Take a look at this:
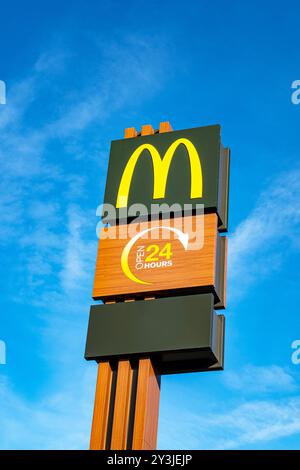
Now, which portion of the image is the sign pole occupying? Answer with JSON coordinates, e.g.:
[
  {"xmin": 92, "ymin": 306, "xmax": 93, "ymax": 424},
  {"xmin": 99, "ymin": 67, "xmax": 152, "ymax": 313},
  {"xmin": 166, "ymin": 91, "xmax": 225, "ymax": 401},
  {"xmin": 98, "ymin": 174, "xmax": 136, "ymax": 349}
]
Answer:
[{"xmin": 89, "ymin": 123, "xmax": 173, "ymax": 450}]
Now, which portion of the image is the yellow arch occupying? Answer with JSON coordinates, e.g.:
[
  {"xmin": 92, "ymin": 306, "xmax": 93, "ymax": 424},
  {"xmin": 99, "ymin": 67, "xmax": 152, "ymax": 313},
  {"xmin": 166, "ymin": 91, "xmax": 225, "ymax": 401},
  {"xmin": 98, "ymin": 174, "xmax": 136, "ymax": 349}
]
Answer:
[{"xmin": 116, "ymin": 138, "xmax": 203, "ymax": 208}]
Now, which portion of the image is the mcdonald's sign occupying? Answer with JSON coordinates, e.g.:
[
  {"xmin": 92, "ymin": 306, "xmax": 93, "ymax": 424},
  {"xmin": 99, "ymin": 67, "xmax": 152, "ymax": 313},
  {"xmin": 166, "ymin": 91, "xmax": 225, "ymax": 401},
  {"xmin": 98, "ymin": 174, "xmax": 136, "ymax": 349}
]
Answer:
[
  {"xmin": 103, "ymin": 124, "xmax": 230, "ymax": 231},
  {"xmin": 85, "ymin": 122, "xmax": 230, "ymax": 450}
]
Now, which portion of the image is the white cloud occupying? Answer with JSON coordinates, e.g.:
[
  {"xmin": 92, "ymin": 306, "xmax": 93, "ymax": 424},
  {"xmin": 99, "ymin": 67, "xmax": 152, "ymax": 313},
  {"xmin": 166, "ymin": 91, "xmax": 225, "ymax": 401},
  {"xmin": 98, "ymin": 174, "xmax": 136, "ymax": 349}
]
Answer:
[
  {"xmin": 46, "ymin": 36, "xmax": 167, "ymax": 138},
  {"xmin": 59, "ymin": 205, "xmax": 96, "ymax": 294},
  {"xmin": 211, "ymin": 398, "xmax": 300, "ymax": 449},
  {"xmin": 0, "ymin": 77, "xmax": 36, "ymax": 131},
  {"xmin": 0, "ymin": 369, "xmax": 94, "ymax": 450},
  {"xmin": 228, "ymin": 168, "xmax": 300, "ymax": 299},
  {"xmin": 158, "ymin": 393, "xmax": 300, "ymax": 450},
  {"xmin": 223, "ymin": 365, "xmax": 297, "ymax": 393}
]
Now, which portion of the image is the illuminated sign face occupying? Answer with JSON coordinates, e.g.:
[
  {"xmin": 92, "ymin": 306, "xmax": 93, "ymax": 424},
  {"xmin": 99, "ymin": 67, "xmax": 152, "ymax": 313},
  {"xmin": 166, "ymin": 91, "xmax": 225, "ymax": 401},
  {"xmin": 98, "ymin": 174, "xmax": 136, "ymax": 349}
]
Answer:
[
  {"xmin": 103, "ymin": 125, "xmax": 229, "ymax": 231},
  {"xmin": 93, "ymin": 214, "xmax": 227, "ymax": 308}
]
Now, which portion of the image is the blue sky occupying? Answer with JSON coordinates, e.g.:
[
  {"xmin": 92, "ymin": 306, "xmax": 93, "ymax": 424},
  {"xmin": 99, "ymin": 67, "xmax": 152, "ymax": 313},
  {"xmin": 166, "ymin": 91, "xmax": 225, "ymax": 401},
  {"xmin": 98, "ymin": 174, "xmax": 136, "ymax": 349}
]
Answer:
[{"xmin": 0, "ymin": 0, "xmax": 300, "ymax": 449}]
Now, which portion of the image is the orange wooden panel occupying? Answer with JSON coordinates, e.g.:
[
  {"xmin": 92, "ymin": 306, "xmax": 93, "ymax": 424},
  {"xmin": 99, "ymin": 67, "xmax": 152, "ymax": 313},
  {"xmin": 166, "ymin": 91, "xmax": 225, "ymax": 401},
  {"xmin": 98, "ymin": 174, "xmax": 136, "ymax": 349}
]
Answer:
[
  {"xmin": 90, "ymin": 361, "xmax": 113, "ymax": 450},
  {"xmin": 141, "ymin": 124, "xmax": 155, "ymax": 135},
  {"xmin": 159, "ymin": 121, "xmax": 173, "ymax": 133},
  {"xmin": 93, "ymin": 213, "xmax": 219, "ymax": 300},
  {"xmin": 124, "ymin": 127, "xmax": 137, "ymax": 138},
  {"xmin": 132, "ymin": 358, "xmax": 160, "ymax": 450},
  {"xmin": 222, "ymin": 236, "xmax": 228, "ymax": 308},
  {"xmin": 110, "ymin": 360, "xmax": 133, "ymax": 450}
]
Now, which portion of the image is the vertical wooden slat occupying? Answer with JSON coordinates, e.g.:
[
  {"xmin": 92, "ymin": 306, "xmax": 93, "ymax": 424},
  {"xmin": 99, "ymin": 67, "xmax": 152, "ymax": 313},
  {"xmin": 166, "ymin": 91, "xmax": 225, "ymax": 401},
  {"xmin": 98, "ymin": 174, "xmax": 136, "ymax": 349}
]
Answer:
[
  {"xmin": 159, "ymin": 121, "xmax": 173, "ymax": 133},
  {"xmin": 222, "ymin": 236, "xmax": 228, "ymax": 308},
  {"xmin": 110, "ymin": 360, "xmax": 134, "ymax": 450},
  {"xmin": 132, "ymin": 358, "xmax": 161, "ymax": 450},
  {"xmin": 141, "ymin": 124, "xmax": 155, "ymax": 136},
  {"xmin": 90, "ymin": 361, "xmax": 113, "ymax": 450},
  {"xmin": 124, "ymin": 127, "xmax": 137, "ymax": 138}
]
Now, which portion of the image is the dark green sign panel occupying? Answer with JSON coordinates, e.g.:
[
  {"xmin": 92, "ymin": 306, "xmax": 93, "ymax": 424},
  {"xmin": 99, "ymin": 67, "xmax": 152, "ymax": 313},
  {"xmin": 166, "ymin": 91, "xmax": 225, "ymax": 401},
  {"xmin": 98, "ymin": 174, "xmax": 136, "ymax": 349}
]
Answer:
[
  {"xmin": 85, "ymin": 293, "xmax": 224, "ymax": 375},
  {"xmin": 103, "ymin": 125, "xmax": 230, "ymax": 231}
]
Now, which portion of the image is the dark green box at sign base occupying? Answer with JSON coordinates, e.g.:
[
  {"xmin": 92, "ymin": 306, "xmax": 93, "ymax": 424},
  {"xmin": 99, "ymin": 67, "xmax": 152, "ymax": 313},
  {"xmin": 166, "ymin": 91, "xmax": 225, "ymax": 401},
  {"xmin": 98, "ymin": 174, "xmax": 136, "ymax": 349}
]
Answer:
[
  {"xmin": 85, "ymin": 293, "xmax": 224, "ymax": 375},
  {"xmin": 103, "ymin": 124, "xmax": 230, "ymax": 231}
]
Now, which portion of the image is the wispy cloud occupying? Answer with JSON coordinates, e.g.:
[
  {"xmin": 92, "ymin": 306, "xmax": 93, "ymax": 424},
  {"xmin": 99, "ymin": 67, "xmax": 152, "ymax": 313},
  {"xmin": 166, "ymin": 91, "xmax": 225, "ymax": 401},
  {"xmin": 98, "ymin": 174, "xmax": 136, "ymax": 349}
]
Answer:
[
  {"xmin": 46, "ymin": 36, "xmax": 167, "ymax": 138},
  {"xmin": 228, "ymin": 168, "xmax": 300, "ymax": 299},
  {"xmin": 223, "ymin": 365, "xmax": 297, "ymax": 394},
  {"xmin": 0, "ymin": 370, "xmax": 94, "ymax": 449},
  {"xmin": 204, "ymin": 397, "xmax": 300, "ymax": 449},
  {"xmin": 59, "ymin": 205, "xmax": 96, "ymax": 294},
  {"xmin": 159, "ymin": 388, "xmax": 300, "ymax": 450}
]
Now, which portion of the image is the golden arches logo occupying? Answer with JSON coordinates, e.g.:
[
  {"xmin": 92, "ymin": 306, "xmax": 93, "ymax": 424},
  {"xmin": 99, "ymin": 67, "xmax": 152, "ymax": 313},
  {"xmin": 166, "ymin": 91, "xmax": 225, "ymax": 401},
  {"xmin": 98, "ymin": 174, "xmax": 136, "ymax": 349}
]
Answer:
[{"xmin": 116, "ymin": 138, "xmax": 203, "ymax": 208}]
